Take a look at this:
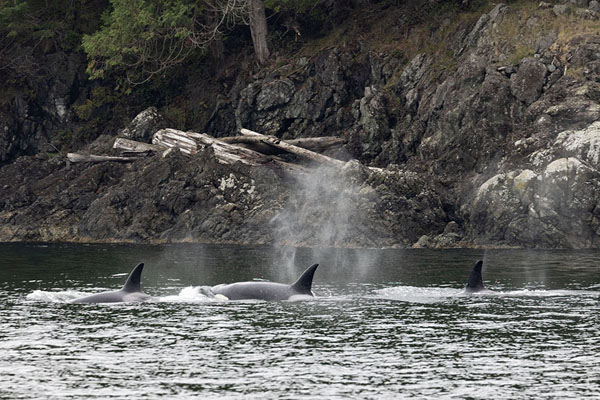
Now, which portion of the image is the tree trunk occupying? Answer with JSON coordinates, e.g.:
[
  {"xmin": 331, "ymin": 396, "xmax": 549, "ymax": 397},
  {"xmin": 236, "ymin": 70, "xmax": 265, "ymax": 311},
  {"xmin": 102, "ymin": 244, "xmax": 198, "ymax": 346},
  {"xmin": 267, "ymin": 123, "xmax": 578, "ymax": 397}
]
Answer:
[{"xmin": 248, "ymin": 0, "xmax": 270, "ymax": 65}]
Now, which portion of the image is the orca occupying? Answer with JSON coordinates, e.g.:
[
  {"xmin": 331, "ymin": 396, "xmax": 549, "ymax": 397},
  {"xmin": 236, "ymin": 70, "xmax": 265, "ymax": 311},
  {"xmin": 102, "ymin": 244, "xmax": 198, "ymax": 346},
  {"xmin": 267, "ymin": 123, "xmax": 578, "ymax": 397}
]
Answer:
[
  {"xmin": 211, "ymin": 263, "xmax": 319, "ymax": 301},
  {"xmin": 464, "ymin": 260, "xmax": 493, "ymax": 294},
  {"xmin": 71, "ymin": 263, "xmax": 151, "ymax": 303}
]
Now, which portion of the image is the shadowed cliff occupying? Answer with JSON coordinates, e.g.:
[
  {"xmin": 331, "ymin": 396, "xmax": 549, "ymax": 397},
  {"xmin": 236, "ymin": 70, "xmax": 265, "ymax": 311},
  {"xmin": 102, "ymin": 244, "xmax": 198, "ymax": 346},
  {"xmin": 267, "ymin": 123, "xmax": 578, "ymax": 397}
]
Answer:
[{"xmin": 2, "ymin": 1, "xmax": 600, "ymax": 248}]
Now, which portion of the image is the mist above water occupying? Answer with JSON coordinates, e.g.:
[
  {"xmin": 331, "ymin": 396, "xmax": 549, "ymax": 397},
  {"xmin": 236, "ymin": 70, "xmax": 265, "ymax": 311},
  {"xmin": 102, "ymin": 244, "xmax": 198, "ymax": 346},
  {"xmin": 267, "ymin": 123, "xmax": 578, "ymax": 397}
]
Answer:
[
  {"xmin": 271, "ymin": 163, "xmax": 373, "ymax": 249},
  {"xmin": 268, "ymin": 163, "xmax": 384, "ymax": 278}
]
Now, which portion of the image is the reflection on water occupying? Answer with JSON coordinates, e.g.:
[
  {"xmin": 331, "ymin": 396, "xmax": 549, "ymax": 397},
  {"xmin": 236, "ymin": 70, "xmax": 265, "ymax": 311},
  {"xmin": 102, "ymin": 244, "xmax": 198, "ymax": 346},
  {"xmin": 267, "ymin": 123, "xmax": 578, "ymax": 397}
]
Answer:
[{"xmin": 0, "ymin": 243, "xmax": 599, "ymax": 399}]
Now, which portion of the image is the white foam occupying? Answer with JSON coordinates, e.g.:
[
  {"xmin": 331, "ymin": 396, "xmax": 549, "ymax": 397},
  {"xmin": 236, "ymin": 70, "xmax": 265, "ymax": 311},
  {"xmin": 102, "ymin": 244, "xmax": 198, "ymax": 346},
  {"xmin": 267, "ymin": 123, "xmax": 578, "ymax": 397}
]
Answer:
[
  {"xmin": 373, "ymin": 286, "xmax": 599, "ymax": 303},
  {"xmin": 158, "ymin": 286, "xmax": 227, "ymax": 303},
  {"xmin": 26, "ymin": 290, "xmax": 84, "ymax": 303},
  {"xmin": 287, "ymin": 294, "xmax": 315, "ymax": 301},
  {"xmin": 588, "ymin": 283, "xmax": 600, "ymax": 289},
  {"xmin": 374, "ymin": 286, "xmax": 463, "ymax": 303},
  {"xmin": 500, "ymin": 289, "xmax": 600, "ymax": 297}
]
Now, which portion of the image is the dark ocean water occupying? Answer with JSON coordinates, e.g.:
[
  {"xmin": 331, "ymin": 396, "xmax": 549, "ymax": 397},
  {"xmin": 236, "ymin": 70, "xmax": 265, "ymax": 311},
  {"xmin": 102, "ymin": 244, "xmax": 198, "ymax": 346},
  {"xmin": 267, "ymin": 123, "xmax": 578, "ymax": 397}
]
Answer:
[{"xmin": 1, "ymin": 243, "xmax": 598, "ymax": 399}]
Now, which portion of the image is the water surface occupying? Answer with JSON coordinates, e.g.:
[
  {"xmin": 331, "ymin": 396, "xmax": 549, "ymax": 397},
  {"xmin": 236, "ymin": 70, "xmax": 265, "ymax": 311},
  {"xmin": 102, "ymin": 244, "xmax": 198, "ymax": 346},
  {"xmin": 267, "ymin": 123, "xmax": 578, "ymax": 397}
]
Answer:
[{"xmin": 1, "ymin": 243, "xmax": 598, "ymax": 399}]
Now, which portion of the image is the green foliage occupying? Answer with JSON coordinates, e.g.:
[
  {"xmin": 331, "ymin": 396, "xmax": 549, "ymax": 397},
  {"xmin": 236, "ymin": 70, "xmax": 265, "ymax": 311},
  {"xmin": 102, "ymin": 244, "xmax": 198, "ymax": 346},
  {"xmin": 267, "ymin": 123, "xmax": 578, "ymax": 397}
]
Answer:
[
  {"xmin": 0, "ymin": 1, "xmax": 30, "ymax": 36},
  {"xmin": 162, "ymin": 99, "xmax": 208, "ymax": 130},
  {"xmin": 82, "ymin": 0, "xmax": 204, "ymax": 84},
  {"xmin": 508, "ymin": 45, "xmax": 535, "ymax": 65},
  {"xmin": 1, "ymin": 0, "xmax": 104, "ymax": 47},
  {"xmin": 55, "ymin": 129, "xmax": 74, "ymax": 150},
  {"xmin": 0, "ymin": 0, "xmax": 106, "ymax": 81},
  {"xmin": 74, "ymin": 86, "xmax": 119, "ymax": 121}
]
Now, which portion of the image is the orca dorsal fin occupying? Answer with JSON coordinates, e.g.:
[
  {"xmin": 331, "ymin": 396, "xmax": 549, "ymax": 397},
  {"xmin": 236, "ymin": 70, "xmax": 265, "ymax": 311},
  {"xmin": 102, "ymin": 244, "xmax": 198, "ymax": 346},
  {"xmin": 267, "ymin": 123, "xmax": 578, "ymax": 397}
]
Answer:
[
  {"xmin": 122, "ymin": 263, "xmax": 144, "ymax": 292},
  {"xmin": 290, "ymin": 263, "xmax": 319, "ymax": 294},
  {"xmin": 466, "ymin": 260, "xmax": 484, "ymax": 290}
]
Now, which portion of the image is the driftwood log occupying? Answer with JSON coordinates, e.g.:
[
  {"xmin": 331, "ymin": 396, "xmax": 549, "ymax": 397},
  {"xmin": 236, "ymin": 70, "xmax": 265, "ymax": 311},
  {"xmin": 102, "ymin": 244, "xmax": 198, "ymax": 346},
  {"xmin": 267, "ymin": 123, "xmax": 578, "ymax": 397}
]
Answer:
[
  {"xmin": 239, "ymin": 128, "xmax": 346, "ymax": 167},
  {"xmin": 67, "ymin": 153, "xmax": 140, "ymax": 163},
  {"xmin": 219, "ymin": 136, "xmax": 282, "ymax": 155},
  {"xmin": 71, "ymin": 126, "xmax": 351, "ymax": 173},
  {"xmin": 220, "ymin": 135, "xmax": 345, "ymax": 154},
  {"xmin": 152, "ymin": 129, "xmax": 201, "ymax": 156},
  {"xmin": 286, "ymin": 136, "xmax": 346, "ymax": 152},
  {"xmin": 113, "ymin": 138, "xmax": 163, "ymax": 156},
  {"xmin": 153, "ymin": 128, "xmax": 267, "ymax": 164},
  {"xmin": 152, "ymin": 128, "xmax": 304, "ymax": 170},
  {"xmin": 241, "ymin": 128, "xmax": 384, "ymax": 173}
]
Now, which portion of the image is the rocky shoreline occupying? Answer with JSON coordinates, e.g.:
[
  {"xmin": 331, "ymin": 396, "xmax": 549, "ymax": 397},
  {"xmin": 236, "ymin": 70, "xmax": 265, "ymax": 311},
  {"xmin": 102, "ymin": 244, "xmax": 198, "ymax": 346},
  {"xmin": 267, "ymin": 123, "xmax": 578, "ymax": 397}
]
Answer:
[
  {"xmin": 0, "ymin": 134, "xmax": 450, "ymax": 248},
  {"xmin": 2, "ymin": 2, "xmax": 600, "ymax": 248}
]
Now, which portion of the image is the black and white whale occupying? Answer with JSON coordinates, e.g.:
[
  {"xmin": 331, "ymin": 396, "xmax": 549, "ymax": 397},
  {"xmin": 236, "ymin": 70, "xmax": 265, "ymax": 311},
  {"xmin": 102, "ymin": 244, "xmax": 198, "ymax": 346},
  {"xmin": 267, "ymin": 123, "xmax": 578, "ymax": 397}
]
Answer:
[
  {"xmin": 71, "ymin": 263, "xmax": 151, "ymax": 303},
  {"xmin": 464, "ymin": 260, "xmax": 493, "ymax": 294},
  {"xmin": 211, "ymin": 263, "xmax": 319, "ymax": 301}
]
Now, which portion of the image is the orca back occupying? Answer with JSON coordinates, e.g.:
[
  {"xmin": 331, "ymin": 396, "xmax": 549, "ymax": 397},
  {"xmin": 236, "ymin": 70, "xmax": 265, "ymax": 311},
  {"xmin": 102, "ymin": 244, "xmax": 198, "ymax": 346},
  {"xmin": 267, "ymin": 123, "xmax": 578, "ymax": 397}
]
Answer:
[
  {"xmin": 465, "ymin": 260, "xmax": 485, "ymax": 291},
  {"xmin": 122, "ymin": 263, "xmax": 144, "ymax": 293},
  {"xmin": 290, "ymin": 263, "xmax": 319, "ymax": 295}
]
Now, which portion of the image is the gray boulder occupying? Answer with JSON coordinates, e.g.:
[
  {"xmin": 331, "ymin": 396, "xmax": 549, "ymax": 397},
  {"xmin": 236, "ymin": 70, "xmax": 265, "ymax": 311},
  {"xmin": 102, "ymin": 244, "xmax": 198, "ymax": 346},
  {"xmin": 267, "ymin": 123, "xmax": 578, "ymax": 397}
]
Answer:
[
  {"xmin": 119, "ymin": 107, "xmax": 167, "ymax": 143},
  {"xmin": 571, "ymin": 0, "xmax": 589, "ymax": 7},
  {"xmin": 510, "ymin": 57, "xmax": 547, "ymax": 105},
  {"xmin": 467, "ymin": 122, "xmax": 600, "ymax": 247},
  {"xmin": 553, "ymin": 4, "xmax": 573, "ymax": 15}
]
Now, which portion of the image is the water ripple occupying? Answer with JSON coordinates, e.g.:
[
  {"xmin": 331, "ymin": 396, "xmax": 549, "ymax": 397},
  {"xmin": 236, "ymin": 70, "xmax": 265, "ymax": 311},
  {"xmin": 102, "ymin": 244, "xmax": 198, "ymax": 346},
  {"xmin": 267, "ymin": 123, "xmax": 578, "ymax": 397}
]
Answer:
[{"xmin": 1, "ymin": 245, "xmax": 599, "ymax": 399}]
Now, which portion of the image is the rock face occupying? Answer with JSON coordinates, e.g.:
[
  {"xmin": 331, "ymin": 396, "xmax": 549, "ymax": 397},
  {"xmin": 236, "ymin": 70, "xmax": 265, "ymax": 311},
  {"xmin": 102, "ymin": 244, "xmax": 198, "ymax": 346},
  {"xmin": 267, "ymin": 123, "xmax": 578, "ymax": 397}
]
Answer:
[
  {"xmin": 118, "ymin": 107, "xmax": 167, "ymax": 143},
  {"xmin": 2, "ymin": 3, "xmax": 600, "ymax": 248},
  {"xmin": 510, "ymin": 57, "xmax": 548, "ymax": 105},
  {"xmin": 211, "ymin": 45, "xmax": 373, "ymax": 144},
  {"xmin": 0, "ymin": 52, "xmax": 84, "ymax": 163},
  {"xmin": 0, "ymin": 148, "xmax": 445, "ymax": 247},
  {"xmin": 468, "ymin": 122, "xmax": 600, "ymax": 247}
]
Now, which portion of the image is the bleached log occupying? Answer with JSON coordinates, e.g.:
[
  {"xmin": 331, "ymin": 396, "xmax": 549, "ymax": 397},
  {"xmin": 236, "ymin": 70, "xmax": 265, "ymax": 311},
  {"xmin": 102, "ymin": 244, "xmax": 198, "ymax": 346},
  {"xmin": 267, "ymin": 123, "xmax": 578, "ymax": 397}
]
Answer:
[
  {"xmin": 287, "ymin": 136, "xmax": 346, "ymax": 152},
  {"xmin": 67, "ymin": 153, "xmax": 139, "ymax": 163},
  {"xmin": 219, "ymin": 136, "xmax": 280, "ymax": 155},
  {"xmin": 220, "ymin": 135, "xmax": 345, "ymax": 154},
  {"xmin": 239, "ymin": 128, "xmax": 387, "ymax": 173},
  {"xmin": 152, "ymin": 129, "xmax": 200, "ymax": 155},
  {"xmin": 152, "ymin": 128, "xmax": 305, "ymax": 170},
  {"xmin": 240, "ymin": 128, "xmax": 346, "ymax": 167},
  {"xmin": 113, "ymin": 138, "xmax": 163, "ymax": 156}
]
